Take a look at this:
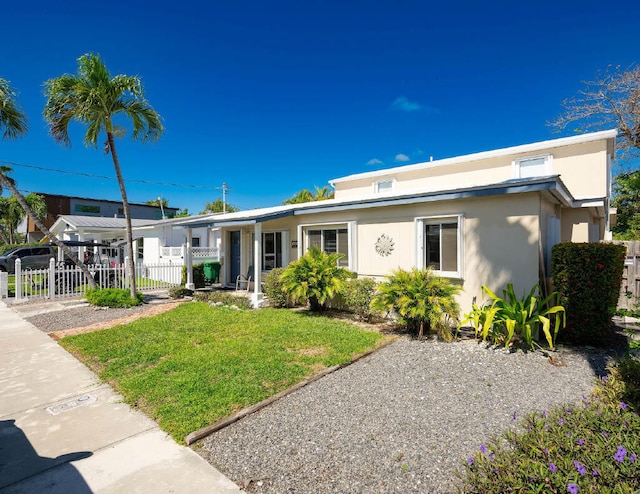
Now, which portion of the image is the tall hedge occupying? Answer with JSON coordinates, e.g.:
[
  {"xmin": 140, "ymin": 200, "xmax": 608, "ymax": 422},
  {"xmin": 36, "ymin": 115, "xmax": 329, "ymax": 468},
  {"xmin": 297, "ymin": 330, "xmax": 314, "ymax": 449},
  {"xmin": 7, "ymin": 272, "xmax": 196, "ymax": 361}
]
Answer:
[{"xmin": 551, "ymin": 242, "xmax": 625, "ymax": 346}]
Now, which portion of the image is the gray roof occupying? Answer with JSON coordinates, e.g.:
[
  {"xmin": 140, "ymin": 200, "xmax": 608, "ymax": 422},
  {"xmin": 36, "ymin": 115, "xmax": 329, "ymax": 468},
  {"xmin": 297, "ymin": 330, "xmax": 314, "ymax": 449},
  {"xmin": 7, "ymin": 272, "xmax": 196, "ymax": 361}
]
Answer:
[{"xmin": 56, "ymin": 215, "xmax": 161, "ymax": 230}]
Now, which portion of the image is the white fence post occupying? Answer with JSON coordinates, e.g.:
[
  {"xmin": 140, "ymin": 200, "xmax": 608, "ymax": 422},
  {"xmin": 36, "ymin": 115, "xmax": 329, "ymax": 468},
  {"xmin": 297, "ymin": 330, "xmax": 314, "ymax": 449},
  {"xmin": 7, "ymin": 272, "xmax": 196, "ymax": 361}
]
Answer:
[
  {"xmin": 15, "ymin": 258, "xmax": 22, "ymax": 301},
  {"xmin": 48, "ymin": 258, "xmax": 56, "ymax": 299},
  {"xmin": 125, "ymin": 256, "xmax": 131, "ymax": 291},
  {"xmin": 0, "ymin": 272, "xmax": 7, "ymax": 299}
]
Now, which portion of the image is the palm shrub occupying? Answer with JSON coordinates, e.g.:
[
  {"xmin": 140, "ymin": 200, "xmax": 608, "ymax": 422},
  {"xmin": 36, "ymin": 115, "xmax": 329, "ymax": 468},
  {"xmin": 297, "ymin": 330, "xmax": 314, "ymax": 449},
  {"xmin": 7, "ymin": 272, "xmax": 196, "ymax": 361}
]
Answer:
[
  {"xmin": 371, "ymin": 268, "xmax": 461, "ymax": 340},
  {"xmin": 280, "ymin": 247, "xmax": 353, "ymax": 312}
]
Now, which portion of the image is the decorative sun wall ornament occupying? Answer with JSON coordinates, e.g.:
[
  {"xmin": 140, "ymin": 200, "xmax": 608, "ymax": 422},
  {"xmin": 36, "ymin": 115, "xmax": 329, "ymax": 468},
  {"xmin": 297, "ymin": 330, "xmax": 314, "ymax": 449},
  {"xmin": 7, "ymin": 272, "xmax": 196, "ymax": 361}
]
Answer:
[{"xmin": 375, "ymin": 233, "xmax": 395, "ymax": 257}]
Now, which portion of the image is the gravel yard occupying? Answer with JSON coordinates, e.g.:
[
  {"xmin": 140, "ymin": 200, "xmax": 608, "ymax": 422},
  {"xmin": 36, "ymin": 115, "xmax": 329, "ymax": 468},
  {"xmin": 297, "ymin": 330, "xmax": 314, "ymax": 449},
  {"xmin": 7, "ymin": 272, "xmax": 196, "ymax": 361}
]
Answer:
[{"xmin": 197, "ymin": 338, "xmax": 616, "ymax": 494}]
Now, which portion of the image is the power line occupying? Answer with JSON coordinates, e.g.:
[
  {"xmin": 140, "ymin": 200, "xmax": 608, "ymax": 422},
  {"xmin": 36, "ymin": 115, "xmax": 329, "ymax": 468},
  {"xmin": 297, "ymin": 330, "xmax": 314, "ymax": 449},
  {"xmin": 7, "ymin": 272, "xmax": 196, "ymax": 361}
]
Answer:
[{"xmin": 0, "ymin": 160, "xmax": 218, "ymax": 190}]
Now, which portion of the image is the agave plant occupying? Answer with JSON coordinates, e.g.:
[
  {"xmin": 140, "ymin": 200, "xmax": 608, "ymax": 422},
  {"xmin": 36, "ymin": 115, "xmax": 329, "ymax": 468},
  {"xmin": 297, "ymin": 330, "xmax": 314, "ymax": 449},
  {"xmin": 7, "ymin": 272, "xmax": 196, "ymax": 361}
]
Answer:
[
  {"xmin": 482, "ymin": 283, "xmax": 566, "ymax": 350},
  {"xmin": 280, "ymin": 247, "xmax": 353, "ymax": 312},
  {"xmin": 371, "ymin": 268, "xmax": 461, "ymax": 340}
]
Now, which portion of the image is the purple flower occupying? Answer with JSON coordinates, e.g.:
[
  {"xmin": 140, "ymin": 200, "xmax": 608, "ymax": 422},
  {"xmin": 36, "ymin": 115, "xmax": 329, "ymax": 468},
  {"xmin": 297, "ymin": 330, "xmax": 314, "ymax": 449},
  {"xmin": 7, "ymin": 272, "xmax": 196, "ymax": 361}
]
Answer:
[
  {"xmin": 567, "ymin": 483, "xmax": 579, "ymax": 494},
  {"xmin": 630, "ymin": 454, "xmax": 637, "ymax": 463},
  {"xmin": 621, "ymin": 401, "xmax": 628, "ymax": 410},
  {"xmin": 542, "ymin": 409, "xmax": 547, "ymax": 417},
  {"xmin": 601, "ymin": 432, "xmax": 608, "ymax": 438},
  {"xmin": 489, "ymin": 452, "xmax": 495, "ymax": 463},
  {"xmin": 549, "ymin": 462, "xmax": 557, "ymax": 473},
  {"xmin": 543, "ymin": 448, "xmax": 549, "ymax": 455},
  {"xmin": 592, "ymin": 469, "xmax": 599, "ymax": 477},
  {"xmin": 467, "ymin": 457, "xmax": 474, "ymax": 466},
  {"xmin": 576, "ymin": 439, "xmax": 585, "ymax": 446},
  {"xmin": 566, "ymin": 433, "xmax": 571, "ymax": 438},
  {"xmin": 603, "ymin": 375, "xmax": 608, "ymax": 382},
  {"xmin": 512, "ymin": 410, "xmax": 517, "ymax": 421},
  {"xmin": 574, "ymin": 460, "xmax": 587, "ymax": 475},
  {"xmin": 566, "ymin": 408, "xmax": 572, "ymax": 414},
  {"xmin": 480, "ymin": 444, "xmax": 487, "ymax": 454},
  {"xmin": 558, "ymin": 418, "xmax": 564, "ymax": 425},
  {"xmin": 614, "ymin": 446, "xmax": 628, "ymax": 462}
]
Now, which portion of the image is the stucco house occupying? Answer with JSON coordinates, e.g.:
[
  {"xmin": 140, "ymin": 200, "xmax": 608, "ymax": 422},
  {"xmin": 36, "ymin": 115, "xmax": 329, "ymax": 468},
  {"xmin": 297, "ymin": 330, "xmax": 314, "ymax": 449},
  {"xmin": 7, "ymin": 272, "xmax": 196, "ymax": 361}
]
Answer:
[{"xmin": 175, "ymin": 129, "xmax": 616, "ymax": 309}]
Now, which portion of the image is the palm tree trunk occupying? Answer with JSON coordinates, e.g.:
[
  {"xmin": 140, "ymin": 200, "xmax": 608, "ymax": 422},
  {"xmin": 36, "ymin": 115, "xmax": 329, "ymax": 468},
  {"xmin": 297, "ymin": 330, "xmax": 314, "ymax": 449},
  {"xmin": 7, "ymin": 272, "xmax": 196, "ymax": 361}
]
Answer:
[
  {"xmin": 0, "ymin": 173, "xmax": 97, "ymax": 288},
  {"xmin": 107, "ymin": 131, "xmax": 137, "ymax": 298}
]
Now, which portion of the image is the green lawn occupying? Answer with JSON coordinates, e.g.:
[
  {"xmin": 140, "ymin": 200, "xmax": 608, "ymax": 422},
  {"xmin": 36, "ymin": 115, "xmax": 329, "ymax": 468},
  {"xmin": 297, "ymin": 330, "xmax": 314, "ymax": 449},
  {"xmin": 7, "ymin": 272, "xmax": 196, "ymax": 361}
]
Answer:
[{"xmin": 61, "ymin": 303, "xmax": 387, "ymax": 442}]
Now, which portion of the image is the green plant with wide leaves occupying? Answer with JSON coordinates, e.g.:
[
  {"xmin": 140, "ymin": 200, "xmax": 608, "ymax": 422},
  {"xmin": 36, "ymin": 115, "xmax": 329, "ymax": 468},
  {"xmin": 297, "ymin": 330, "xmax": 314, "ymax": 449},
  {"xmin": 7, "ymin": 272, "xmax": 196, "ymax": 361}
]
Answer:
[
  {"xmin": 371, "ymin": 267, "xmax": 461, "ymax": 340},
  {"xmin": 280, "ymin": 247, "xmax": 352, "ymax": 312},
  {"xmin": 458, "ymin": 301, "xmax": 501, "ymax": 341},
  {"xmin": 481, "ymin": 284, "xmax": 566, "ymax": 350}
]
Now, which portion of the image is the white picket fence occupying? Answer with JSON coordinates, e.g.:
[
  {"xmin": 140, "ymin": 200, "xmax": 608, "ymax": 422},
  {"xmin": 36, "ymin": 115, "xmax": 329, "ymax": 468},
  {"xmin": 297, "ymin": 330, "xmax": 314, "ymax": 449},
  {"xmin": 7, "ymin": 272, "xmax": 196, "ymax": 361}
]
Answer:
[{"xmin": 8, "ymin": 257, "xmax": 182, "ymax": 302}]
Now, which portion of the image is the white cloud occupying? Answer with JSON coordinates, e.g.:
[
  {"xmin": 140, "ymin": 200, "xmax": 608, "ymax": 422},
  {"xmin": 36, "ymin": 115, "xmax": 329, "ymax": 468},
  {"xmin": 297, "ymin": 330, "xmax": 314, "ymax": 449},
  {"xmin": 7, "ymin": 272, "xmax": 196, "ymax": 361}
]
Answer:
[
  {"xmin": 367, "ymin": 158, "xmax": 384, "ymax": 166},
  {"xmin": 395, "ymin": 153, "xmax": 410, "ymax": 162},
  {"xmin": 391, "ymin": 96, "xmax": 421, "ymax": 112}
]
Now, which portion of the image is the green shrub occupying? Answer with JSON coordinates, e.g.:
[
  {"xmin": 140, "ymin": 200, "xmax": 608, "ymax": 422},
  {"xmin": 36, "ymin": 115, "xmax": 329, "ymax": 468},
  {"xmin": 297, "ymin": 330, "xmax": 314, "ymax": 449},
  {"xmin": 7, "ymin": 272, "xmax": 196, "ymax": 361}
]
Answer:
[
  {"xmin": 343, "ymin": 277, "xmax": 379, "ymax": 321},
  {"xmin": 371, "ymin": 268, "xmax": 460, "ymax": 340},
  {"xmin": 263, "ymin": 267, "xmax": 290, "ymax": 308},
  {"xmin": 85, "ymin": 288, "xmax": 144, "ymax": 308},
  {"xmin": 461, "ymin": 364, "xmax": 640, "ymax": 493},
  {"xmin": 168, "ymin": 286, "xmax": 193, "ymax": 299},
  {"xmin": 552, "ymin": 242, "xmax": 626, "ymax": 346},
  {"xmin": 181, "ymin": 264, "xmax": 205, "ymax": 288},
  {"xmin": 281, "ymin": 247, "xmax": 353, "ymax": 312},
  {"xmin": 192, "ymin": 291, "xmax": 210, "ymax": 302},
  {"xmin": 460, "ymin": 284, "xmax": 565, "ymax": 350}
]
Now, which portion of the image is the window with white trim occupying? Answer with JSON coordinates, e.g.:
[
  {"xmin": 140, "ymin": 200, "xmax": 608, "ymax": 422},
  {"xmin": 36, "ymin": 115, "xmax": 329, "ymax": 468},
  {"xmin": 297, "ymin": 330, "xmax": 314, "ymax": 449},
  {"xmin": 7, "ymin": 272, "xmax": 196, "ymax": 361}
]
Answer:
[
  {"xmin": 513, "ymin": 154, "xmax": 552, "ymax": 179},
  {"xmin": 263, "ymin": 231, "xmax": 283, "ymax": 270},
  {"xmin": 417, "ymin": 215, "xmax": 462, "ymax": 277},
  {"xmin": 375, "ymin": 178, "xmax": 395, "ymax": 194},
  {"xmin": 306, "ymin": 227, "xmax": 349, "ymax": 267}
]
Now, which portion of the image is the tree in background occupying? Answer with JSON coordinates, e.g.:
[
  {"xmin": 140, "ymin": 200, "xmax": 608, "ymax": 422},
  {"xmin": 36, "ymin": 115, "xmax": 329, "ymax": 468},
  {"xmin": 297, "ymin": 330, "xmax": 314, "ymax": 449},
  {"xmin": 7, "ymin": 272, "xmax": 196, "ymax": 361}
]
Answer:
[
  {"xmin": 174, "ymin": 208, "xmax": 190, "ymax": 217},
  {"xmin": 0, "ymin": 78, "xmax": 95, "ymax": 284},
  {"xmin": 549, "ymin": 64, "xmax": 640, "ymax": 163},
  {"xmin": 550, "ymin": 65, "xmax": 640, "ymax": 239},
  {"xmin": 282, "ymin": 185, "xmax": 334, "ymax": 205},
  {"xmin": 0, "ymin": 78, "xmax": 28, "ymax": 139},
  {"xmin": 146, "ymin": 198, "xmax": 169, "ymax": 208},
  {"xmin": 44, "ymin": 54, "xmax": 163, "ymax": 298},
  {"xmin": 200, "ymin": 198, "xmax": 239, "ymax": 214},
  {"xmin": 0, "ymin": 193, "xmax": 46, "ymax": 244}
]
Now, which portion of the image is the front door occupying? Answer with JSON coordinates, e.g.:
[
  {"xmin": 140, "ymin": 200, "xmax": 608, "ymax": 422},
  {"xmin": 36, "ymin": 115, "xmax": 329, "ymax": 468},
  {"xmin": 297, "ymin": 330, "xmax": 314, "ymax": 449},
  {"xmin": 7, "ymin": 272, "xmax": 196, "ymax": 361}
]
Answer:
[{"xmin": 229, "ymin": 231, "xmax": 241, "ymax": 285}]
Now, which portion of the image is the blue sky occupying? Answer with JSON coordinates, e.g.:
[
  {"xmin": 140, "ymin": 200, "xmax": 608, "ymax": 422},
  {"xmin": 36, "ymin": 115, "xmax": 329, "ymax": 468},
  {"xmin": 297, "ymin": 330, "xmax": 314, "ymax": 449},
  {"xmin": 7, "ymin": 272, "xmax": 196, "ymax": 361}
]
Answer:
[{"xmin": 1, "ymin": 0, "xmax": 639, "ymax": 213}]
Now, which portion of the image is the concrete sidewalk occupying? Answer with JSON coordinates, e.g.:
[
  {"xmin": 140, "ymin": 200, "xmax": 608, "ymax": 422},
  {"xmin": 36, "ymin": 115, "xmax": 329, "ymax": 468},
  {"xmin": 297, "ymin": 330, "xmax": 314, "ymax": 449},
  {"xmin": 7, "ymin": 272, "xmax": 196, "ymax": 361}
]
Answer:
[{"xmin": 0, "ymin": 301, "xmax": 243, "ymax": 493}]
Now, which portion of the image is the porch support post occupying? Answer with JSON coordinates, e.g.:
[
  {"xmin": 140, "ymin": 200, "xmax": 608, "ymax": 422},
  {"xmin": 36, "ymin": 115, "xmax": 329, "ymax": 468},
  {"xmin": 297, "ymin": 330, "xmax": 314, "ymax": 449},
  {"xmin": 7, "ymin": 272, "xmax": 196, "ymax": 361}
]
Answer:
[
  {"xmin": 252, "ymin": 222, "xmax": 262, "ymax": 307},
  {"xmin": 185, "ymin": 228, "xmax": 194, "ymax": 290}
]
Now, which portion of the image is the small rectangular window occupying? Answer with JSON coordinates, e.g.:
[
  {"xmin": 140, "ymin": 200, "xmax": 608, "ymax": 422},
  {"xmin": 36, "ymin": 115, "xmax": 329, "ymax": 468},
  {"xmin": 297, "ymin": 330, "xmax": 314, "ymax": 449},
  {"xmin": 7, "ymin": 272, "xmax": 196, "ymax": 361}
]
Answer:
[
  {"xmin": 262, "ymin": 232, "xmax": 283, "ymax": 270},
  {"xmin": 74, "ymin": 204, "xmax": 100, "ymax": 213},
  {"xmin": 514, "ymin": 155, "xmax": 551, "ymax": 179},
  {"xmin": 375, "ymin": 179, "xmax": 395, "ymax": 194}
]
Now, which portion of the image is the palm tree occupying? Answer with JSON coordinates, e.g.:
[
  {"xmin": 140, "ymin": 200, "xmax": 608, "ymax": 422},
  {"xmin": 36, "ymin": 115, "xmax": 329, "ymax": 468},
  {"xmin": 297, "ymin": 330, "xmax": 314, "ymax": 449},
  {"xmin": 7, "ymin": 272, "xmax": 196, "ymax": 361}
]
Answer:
[
  {"xmin": 0, "ymin": 193, "xmax": 46, "ymax": 243},
  {"xmin": 0, "ymin": 79, "xmax": 95, "ymax": 285},
  {"xmin": 0, "ymin": 78, "xmax": 28, "ymax": 140},
  {"xmin": 44, "ymin": 53, "xmax": 164, "ymax": 298}
]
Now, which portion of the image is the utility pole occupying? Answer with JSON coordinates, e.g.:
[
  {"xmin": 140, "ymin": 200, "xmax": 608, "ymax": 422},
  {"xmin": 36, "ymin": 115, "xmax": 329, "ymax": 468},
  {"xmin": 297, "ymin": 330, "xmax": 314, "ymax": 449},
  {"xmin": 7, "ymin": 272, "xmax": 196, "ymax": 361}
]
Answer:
[
  {"xmin": 216, "ymin": 182, "xmax": 232, "ymax": 213},
  {"xmin": 158, "ymin": 196, "xmax": 166, "ymax": 219}
]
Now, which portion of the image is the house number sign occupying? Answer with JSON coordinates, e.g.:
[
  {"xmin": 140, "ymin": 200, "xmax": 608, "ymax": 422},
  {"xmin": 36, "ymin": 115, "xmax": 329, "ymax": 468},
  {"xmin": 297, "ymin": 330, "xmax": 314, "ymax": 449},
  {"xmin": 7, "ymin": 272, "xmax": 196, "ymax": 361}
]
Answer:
[{"xmin": 375, "ymin": 234, "xmax": 395, "ymax": 257}]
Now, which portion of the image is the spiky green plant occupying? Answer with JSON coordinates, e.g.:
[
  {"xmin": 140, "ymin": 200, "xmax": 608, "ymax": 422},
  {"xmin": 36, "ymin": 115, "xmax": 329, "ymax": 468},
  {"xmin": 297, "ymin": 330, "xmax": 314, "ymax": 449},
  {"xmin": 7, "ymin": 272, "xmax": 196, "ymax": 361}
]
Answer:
[
  {"xmin": 371, "ymin": 268, "xmax": 461, "ymax": 340},
  {"xmin": 482, "ymin": 283, "xmax": 566, "ymax": 350},
  {"xmin": 280, "ymin": 247, "xmax": 353, "ymax": 312}
]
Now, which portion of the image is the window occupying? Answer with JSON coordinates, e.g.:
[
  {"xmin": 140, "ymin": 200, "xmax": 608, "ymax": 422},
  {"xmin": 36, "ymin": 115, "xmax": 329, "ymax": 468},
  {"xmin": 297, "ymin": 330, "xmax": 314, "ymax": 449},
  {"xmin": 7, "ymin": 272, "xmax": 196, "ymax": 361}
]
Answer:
[
  {"xmin": 192, "ymin": 237, "xmax": 201, "ymax": 247},
  {"xmin": 417, "ymin": 216, "xmax": 462, "ymax": 277},
  {"xmin": 74, "ymin": 204, "xmax": 100, "ymax": 213},
  {"xmin": 307, "ymin": 227, "xmax": 349, "ymax": 267},
  {"xmin": 263, "ymin": 232, "xmax": 283, "ymax": 270},
  {"xmin": 137, "ymin": 239, "xmax": 144, "ymax": 260},
  {"xmin": 375, "ymin": 178, "xmax": 395, "ymax": 194},
  {"xmin": 513, "ymin": 154, "xmax": 552, "ymax": 179}
]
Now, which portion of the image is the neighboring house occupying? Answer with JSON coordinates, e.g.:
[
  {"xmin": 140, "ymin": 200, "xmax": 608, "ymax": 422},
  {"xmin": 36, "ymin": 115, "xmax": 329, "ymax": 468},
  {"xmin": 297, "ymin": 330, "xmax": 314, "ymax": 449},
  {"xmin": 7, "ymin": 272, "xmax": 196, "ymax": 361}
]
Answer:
[
  {"xmin": 49, "ymin": 214, "xmax": 218, "ymax": 265},
  {"xmin": 173, "ymin": 129, "xmax": 616, "ymax": 309},
  {"xmin": 24, "ymin": 193, "xmax": 178, "ymax": 242}
]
